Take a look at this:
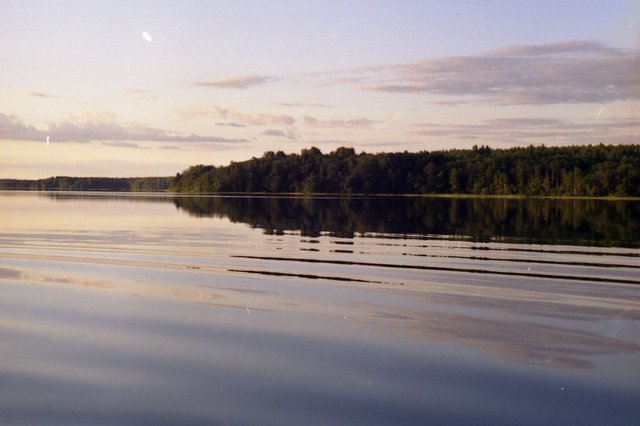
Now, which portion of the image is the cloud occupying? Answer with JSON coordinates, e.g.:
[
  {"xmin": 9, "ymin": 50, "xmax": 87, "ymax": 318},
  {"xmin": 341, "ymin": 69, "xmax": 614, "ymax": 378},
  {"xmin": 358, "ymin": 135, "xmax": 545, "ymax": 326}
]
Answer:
[
  {"xmin": 0, "ymin": 112, "xmax": 247, "ymax": 144},
  {"xmin": 324, "ymin": 77, "xmax": 365, "ymax": 86},
  {"xmin": 215, "ymin": 122, "xmax": 247, "ymax": 128},
  {"xmin": 410, "ymin": 116, "xmax": 639, "ymax": 144},
  {"xmin": 484, "ymin": 118, "xmax": 565, "ymax": 127},
  {"xmin": 101, "ymin": 141, "xmax": 146, "ymax": 149},
  {"xmin": 321, "ymin": 40, "xmax": 639, "ymax": 104},
  {"xmin": 0, "ymin": 113, "xmax": 44, "ymax": 140},
  {"xmin": 123, "ymin": 88, "xmax": 158, "ymax": 100},
  {"xmin": 426, "ymin": 100, "xmax": 469, "ymax": 106},
  {"xmin": 361, "ymin": 140, "xmax": 425, "ymax": 148},
  {"xmin": 485, "ymin": 40, "xmax": 624, "ymax": 57},
  {"xmin": 274, "ymin": 101, "xmax": 332, "ymax": 108},
  {"xmin": 176, "ymin": 106, "xmax": 211, "ymax": 120},
  {"xmin": 303, "ymin": 116, "xmax": 375, "ymax": 129},
  {"xmin": 299, "ymin": 139, "xmax": 354, "ymax": 146},
  {"xmin": 192, "ymin": 75, "xmax": 275, "ymax": 89},
  {"xmin": 124, "ymin": 88, "xmax": 154, "ymax": 94},
  {"xmin": 212, "ymin": 106, "xmax": 295, "ymax": 126},
  {"xmin": 262, "ymin": 128, "xmax": 298, "ymax": 140},
  {"xmin": 24, "ymin": 91, "xmax": 57, "ymax": 98},
  {"xmin": 177, "ymin": 106, "xmax": 296, "ymax": 127}
]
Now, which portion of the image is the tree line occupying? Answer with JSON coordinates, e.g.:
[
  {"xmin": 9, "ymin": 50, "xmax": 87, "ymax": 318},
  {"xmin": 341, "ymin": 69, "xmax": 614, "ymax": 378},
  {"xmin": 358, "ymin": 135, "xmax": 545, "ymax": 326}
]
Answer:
[
  {"xmin": 0, "ymin": 176, "xmax": 172, "ymax": 191},
  {"xmin": 1, "ymin": 144, "xmax": 638, "ymax": 196},
  {"xmin": 171, "ymin": 144, "xmax": 640, "ymax": 196}
]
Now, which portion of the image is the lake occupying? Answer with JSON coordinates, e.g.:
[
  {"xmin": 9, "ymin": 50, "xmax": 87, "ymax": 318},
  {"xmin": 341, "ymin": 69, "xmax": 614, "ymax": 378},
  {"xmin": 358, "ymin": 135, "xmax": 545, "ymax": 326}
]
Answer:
[{"xmin": 1, "ymin": 191, "xmax": 639, "ymax": 425}]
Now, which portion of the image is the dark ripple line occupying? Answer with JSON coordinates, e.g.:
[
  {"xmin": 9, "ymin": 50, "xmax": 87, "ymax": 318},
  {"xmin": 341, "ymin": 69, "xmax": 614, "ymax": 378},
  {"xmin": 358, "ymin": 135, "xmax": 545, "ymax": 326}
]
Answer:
[
  {"xmin": 361, "ymin": 241, "xmax": 640, "ymax": 258},
  {"xmin": 227, "ymin": 268, "xmax": 389, "ymax": 285},
  {"xmin": 359, "ymin": 232, "xmax": 640, "ymax": 249},
  {"xmin": 232, "ymin": 255, "xmax": 640, "ymax": 285},
  {"xmin": 402, "ymin": 253, "xmax": 640, "ymax": 269},
  {"xmin": 470, "ymin": 245, "xmax": 640, "ymax": 258}
]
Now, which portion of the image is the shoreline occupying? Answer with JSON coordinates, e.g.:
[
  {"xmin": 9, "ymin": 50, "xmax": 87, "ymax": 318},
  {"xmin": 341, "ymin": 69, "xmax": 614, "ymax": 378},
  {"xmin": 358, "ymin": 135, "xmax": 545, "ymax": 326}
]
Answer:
[{"xmin": 2, "ymin": 189, "xmax": 639, "ymax": 201}]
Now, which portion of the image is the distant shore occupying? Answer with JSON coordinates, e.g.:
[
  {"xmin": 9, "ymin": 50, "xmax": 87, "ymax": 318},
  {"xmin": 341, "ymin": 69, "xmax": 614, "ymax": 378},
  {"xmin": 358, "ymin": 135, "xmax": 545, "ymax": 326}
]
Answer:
[
  {"xmin": 2, "ymin": 144, "xmax": 639, "ymax": 198},
  {"xmin": 2, "ymin": 188, "xmax": 639, "ymax": 201}
]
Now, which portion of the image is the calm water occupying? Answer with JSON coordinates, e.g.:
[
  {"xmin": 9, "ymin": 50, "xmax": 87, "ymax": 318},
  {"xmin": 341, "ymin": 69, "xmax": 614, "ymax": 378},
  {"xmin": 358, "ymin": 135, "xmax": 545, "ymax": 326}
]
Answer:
[{"xmin": 1, "ymin": 191, "xmax": 639, "ymax": 425}]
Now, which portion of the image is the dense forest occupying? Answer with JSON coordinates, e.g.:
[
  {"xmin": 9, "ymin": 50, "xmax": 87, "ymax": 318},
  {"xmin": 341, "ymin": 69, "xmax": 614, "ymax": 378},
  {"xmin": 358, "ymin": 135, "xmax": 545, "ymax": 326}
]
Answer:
[
  {"xmin": 0, "ymin": 176, "xmax": 172, "ymax": 191},
  {"xmin": 2, "ymin": 144, "xmax": 638, "ymax": 196},
  {"xmin": 171, "ymin": 144, "xmax": 640, "ymax": 196}
]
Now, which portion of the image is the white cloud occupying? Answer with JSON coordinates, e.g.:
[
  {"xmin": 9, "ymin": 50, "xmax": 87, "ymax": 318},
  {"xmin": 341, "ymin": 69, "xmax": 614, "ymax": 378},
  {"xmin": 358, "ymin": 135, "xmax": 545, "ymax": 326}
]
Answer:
[
  {"xmin": 318, "ymin": 40, "xmax": 640, "ymax": 105},
  {"xmin": 410, "ymin": 116, "xmax": 639, "ymax": 144},
  {"xmin": 101, "ymin": 141, "xmax": 147, "ymax": 149},
  {"xmin": 0, "ymin": 112, "xmax": 247, "ymax": 144},
  {"xmin": 303, "ymin": 116, "xmax": 375, "ymax": 129},
  {"xmin": 274, "ymin": 101, "xmax": 332, "ymax": 108},
  {"xmin": 123, "ymin": 88, "xmax": 158, "ymax": 100},
  {"xmin": 212, "ymin": 107, "xmax": 295, "ymax": 126},
  {"xmin": 215, "ymin": 122, "xmax": 247, "ymax": 128},
  {"xmin": 175, "ymin": 106, "xmax": 212, "ymax": 120},
  {"xmin": 191, "ymin": 75, "xmax": 275, "ymax": 89}
]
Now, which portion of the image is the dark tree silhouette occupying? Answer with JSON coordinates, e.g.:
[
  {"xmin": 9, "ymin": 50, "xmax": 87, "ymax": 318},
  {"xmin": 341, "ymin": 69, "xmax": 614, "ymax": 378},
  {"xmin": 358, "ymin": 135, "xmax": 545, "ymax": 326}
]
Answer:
[{"xmin": 170, "ymin": 144, "xmax": 640, "ymax": 197}]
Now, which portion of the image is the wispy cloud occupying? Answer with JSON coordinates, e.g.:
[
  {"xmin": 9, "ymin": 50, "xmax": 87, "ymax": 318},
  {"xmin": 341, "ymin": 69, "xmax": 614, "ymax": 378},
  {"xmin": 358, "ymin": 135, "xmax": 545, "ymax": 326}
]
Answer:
[
  {"xmin": 485, "ymin": 40, "xmax": 623, "ymax": 57},
  {"xmin": 0, "ymin": 112, "xmax": 247, "ymax": 144},
  {"xmin": 177, "ymin": 105, "xmax": 296, "ymax": 127},
  {"xmin": 483, "ymin": 118, "xmax": 565, "ymax": 127},
  {"xmin": 215, "ymin": 122, "xmax": 247, "ymax": 128},
  {"xmin": 299, "ymin": 139, "xmax": 354, "ymax": 146},
  {"xmin": 101, "ymin": 141, "xmax": 147, "ymax": 149},
  {"xmin": 24, "ymin": 91, "xmax": 57, "ymax": 98},
  {"xmin": 319, "ymin": 40, "xmax": 639, "ymax": 105},
  {"xmin": 323, "ymin": 77, "xmax": 366, "ymax": 86},
  {"xmin": 176, "ymin": 106, "xmax": 211, "ymax": 120},
  {"xmin": 426, "ymin": 100, "xmax": 470, "ymax": 106},
  {"xmin": 410, "ymin": 116, "xmax": 639, "ymax": 144},
  {"xmin": 191, "ymin": 75, "xmax": 275, "ymax": 89},
  {"xmin": 274, "ymin": 101, "xmax": 333, "ymax": 108},
  {"xmin": 303, "ymin": 116, "xmax": 375, "ymax": 129},
  {"xmin": 123, "ymin": 88, "xmax": 158, "ymax": 100},
  {"xmin": 212, "ymin": 106, "xmax": 295, "ymax": 126},
  {"xmin": 262, "ymin": 128, "xmax": 299, "ymax": 140},
  {"xmin": 360, "ymin": 140, "xmax": 425, "ymax": 149}
]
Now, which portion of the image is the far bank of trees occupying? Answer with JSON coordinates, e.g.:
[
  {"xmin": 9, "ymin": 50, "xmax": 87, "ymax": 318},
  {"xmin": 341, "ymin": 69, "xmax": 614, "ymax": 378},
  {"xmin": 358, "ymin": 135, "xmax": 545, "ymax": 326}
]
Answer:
[
  {"xmin": 2, "ymin": 144, "xmax": 638, "ymax": 196},
  {"xmin": 0, "ymin": 176, "xmax": 172, "ymax": 192},
  {"xmin": 171, "ymin": 144, "xmax": 640, "ymax": 196}
]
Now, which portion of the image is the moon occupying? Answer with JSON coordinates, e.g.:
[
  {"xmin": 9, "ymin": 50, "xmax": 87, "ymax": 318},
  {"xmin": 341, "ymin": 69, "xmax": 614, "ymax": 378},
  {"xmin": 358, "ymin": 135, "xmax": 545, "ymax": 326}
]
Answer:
[{"xmin": 142, "ymin": 31, "xmax": 152, "ymax": 42}]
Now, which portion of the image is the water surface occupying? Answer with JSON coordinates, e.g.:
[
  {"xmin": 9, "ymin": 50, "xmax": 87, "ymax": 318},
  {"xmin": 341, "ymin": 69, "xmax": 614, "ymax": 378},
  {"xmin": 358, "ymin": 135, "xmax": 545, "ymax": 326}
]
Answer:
[{"xmin": 1, "ymin": 192, "xmax": 639, "ymax": 425}]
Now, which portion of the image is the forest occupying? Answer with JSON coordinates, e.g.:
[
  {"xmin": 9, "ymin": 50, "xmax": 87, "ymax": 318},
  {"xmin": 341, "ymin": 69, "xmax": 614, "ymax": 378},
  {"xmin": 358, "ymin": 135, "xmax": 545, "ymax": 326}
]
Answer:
[
  {"xmin": 170, "ymin": 144, "xmax": 640, "ymax": 196},
  {"xmin": 0, "ymin": 176, "xmax": 172, "ymax": 192},
  {"xmin": 1, "ymin": 144, "xmax": 638, "ymax": 196}
]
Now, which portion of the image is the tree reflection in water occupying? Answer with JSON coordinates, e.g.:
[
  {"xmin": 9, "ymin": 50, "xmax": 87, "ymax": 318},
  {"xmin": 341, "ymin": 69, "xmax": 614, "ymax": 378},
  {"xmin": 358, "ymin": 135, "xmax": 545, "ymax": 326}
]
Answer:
[{"xmin": 173, "ymin": 196, "xmax": 640, "ymax": 247}]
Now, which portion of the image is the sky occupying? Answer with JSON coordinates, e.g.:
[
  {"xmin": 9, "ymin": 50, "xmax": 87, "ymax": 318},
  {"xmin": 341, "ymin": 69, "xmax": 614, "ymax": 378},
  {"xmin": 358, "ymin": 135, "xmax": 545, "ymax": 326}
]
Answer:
[{"xmin": 1, "ymin": 0, "xmax": 638, "ymax": 178}]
